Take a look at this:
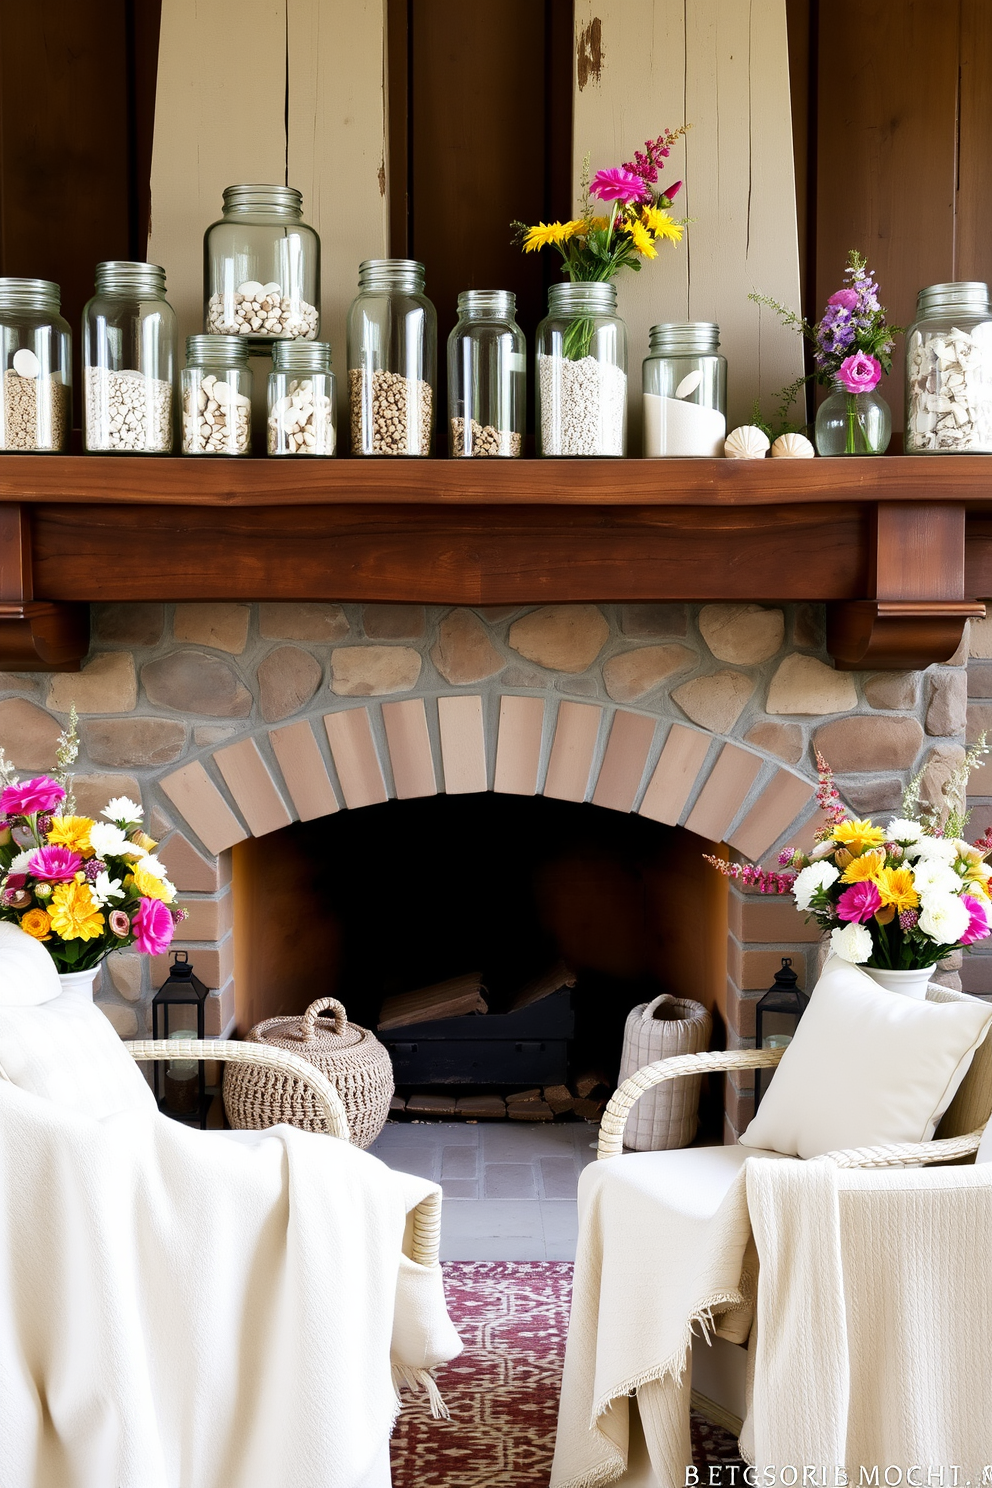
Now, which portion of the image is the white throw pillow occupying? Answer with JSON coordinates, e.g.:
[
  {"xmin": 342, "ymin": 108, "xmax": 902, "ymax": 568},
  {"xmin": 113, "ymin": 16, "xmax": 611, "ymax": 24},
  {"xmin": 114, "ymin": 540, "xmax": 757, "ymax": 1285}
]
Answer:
[
  {"xmin": 740, "ymin": 954, "xmax": 992, "ymax": 1159},
  {"xmin": 0, "ymin": 920, "xmax": 62, "ymax": 1005},
  {"xmin": 0, "ymin": 994, "xmax": 157, "ymax": 1119}
]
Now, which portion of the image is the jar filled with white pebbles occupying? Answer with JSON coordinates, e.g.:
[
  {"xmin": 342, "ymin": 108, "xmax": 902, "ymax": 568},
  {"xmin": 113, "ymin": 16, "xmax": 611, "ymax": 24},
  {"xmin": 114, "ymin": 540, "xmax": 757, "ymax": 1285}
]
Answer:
[
  {"xmin": 0, "ymin": 277, "xmax": 71, "ymax": 452},
  {"xmin": 905, "ymin": 281, "xmax": 992, "ymax": 453},
  {"xmin": 204, "ymin": 184, "xmax": 320, "ymax": 348},
  {"xmin": 447, "ymin": 289, "xmax": 525, "ymax": 456},
  {"xmin": 267, "ymin": 340, "xmax": 336, "ymax": 456},
  {"xmin": 642, "ymin": 322, "xmax": 727, "ymax": 457},
  {"xmin": 181, "ymin": 335, "xmax": 253, "ymax": 456},
  {"xmin": 536, "ymin": 281, "xmax": 628, "ymax": 455},
  {"xmin": 83, "ymin": 261, "xmax": 176, "ymax": 453},
  {"xmin": 347, "ymin": 259, "xmax": 436, "ymax": 455}
]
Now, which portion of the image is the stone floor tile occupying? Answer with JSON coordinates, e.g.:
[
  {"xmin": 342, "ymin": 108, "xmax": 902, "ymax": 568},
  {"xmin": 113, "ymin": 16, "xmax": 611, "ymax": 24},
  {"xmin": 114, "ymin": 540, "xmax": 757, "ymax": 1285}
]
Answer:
[
  {"xmin": 441, "ymin": 1145, "xmax": 479, "ymax": 1179},
  {"xmin": 441, "ymin": 1178, "xmax": 479, "ymax": 1199},
  {"xmin": 374, "ymin": 1145, "xmax": 438, "ymax": 1181},
  {"xmin": 540, "ymin": 1199, "xmax": 579, "ymax": 1261},
  {"xmin": 539, "ymin": 1154, "xmax": 581, "ymax": 1199},
  {"xmin": 440, "ymin": 1199, "xmax": 546, "ymax": 1262},
  {"xmin": 482, "ymin": 1123, "xmax": 584, "ymax": 1160},
  {"xmin": 484, "ymin": 1162, "xmax": 539, "ymax": 1199}
]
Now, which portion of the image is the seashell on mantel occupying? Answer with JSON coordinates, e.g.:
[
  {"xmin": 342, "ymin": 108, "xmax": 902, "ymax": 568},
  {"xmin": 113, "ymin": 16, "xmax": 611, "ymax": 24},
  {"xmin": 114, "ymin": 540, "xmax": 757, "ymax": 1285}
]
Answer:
[
  {"xmin": 724, "ymin": 425, "xmax": 770, "ymax": 459},
  {"xmin": 771, "ymin": 431, "xmax": 815, "ymax": 459}
]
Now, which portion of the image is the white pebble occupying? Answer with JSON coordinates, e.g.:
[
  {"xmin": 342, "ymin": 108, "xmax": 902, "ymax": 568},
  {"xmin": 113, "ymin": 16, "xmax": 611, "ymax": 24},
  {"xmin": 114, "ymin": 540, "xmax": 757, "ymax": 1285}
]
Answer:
[{"xmin": 12, "ymin": 348, "xmax": 40, "ymax": 379}]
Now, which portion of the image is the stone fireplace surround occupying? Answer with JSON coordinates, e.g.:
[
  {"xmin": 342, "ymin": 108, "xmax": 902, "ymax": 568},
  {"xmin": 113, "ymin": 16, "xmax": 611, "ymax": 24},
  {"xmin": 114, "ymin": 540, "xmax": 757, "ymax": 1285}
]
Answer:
[{"xmin": 2, "ymin": 593, "xmax": 986, "ymax": 1142}]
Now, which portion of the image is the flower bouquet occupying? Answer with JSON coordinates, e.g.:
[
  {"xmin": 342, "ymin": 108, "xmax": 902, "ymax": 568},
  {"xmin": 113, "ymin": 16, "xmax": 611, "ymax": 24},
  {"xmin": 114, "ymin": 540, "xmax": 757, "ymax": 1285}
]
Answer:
[
  {"xmin": 0, "ymin": 716, "xmax": 183, "ymax": 980},
  {"xmin": 707, "ymin": 746, "xmax": 992, "ymax": 995}
]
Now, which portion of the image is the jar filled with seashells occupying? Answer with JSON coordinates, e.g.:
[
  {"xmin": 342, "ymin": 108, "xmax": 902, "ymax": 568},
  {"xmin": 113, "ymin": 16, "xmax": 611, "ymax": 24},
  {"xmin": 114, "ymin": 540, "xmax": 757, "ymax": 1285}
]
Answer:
[{"xmin": 643, "ymin": 322, "xmax": 726, "ymax": 456}]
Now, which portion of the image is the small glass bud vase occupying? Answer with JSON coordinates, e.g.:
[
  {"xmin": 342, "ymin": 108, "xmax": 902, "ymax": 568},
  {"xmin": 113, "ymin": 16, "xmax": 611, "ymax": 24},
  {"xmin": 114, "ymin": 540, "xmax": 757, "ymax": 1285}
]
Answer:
[{"xmin": 814, "ymin": 377, "xmax": 891, "ymax": 456}]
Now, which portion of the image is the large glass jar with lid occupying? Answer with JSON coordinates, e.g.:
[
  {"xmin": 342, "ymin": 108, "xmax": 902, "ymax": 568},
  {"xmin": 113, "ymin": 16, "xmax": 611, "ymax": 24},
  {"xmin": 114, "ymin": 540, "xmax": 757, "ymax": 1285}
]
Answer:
[
  {"xmin": 0, "ymin": 278, "xmax": 71, "ymax": 452},
  {"xmin": 83, "ymin": 262, "xmax": 176, "ymax": 454},
  {"xmin": 447, "ymin": 290, "xmax": 525, "ymax": 456},
  {"xmin": 204, "ymin": 184, "xmax": 320, "ymax": 348},
  {"xmin": 267, "ymin": 340, "xmax": 336, "ymax": 456},
  {"xmin": 181, "ymin": 335, "xmax": 253, "ymax": 456},
  {"xmin": 347, "ymin": 260, "xmax": 436, "ymax": 456},
  {"xmin": 642, "ymin": 322, "xmax": 726, "ymax": 457},
  {"xmin": 535, "ymin": 281, "xmax": 627, "ymax": 456},
  {"xmin": 905, "ymin": 281, "xmax": 992, "ymax": 453}
]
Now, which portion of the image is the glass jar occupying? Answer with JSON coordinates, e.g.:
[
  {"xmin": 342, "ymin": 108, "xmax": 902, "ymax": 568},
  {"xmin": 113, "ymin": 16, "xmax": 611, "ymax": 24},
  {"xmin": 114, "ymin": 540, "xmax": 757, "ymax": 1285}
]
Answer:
[
  {"xmin": 83, "ymin": 262, "xmax": 176, "ymax": 453},
  {"xmin": 267, "ymin": 340, "xmax": 336, "ymax": 456},
  {"xmin": 0, "ymin": 278, "xmax": 71, "ymax": 452},
  {"xmin": 181, "ymin": 335, "xmax": 253, "ymax": 456},
  {"xmin": 815, "ymin": 377, "xmax": 891, "ymax": 456},
  {"xmin": 204, "ymin": 184, "xmax": 320, "ymax": 347},
  {"xmin": 447, "ymin": 290, "xmax": 525, "ymax": 456},
  {"xmin": 347, "ymin": 259, "xmax": 436, "ymax": 456},
  {"xmin": 905, "ymin": 281, "xmax": 992, "ymax": 453},
  {"xmin": 642, "ymin": 322, "xmax": 726, "ymax": 457},
  {"xmin": 535, "ymin": 281, "xmax": 627, "ymax": 456}
]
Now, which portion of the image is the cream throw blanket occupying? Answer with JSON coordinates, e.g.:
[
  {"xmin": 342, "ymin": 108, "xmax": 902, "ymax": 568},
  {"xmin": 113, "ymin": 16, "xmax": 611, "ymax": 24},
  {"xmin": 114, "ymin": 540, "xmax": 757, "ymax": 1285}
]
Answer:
[{"xmin": 0, "ymin": 1079, "xmax": 462, "ymax": 1488}]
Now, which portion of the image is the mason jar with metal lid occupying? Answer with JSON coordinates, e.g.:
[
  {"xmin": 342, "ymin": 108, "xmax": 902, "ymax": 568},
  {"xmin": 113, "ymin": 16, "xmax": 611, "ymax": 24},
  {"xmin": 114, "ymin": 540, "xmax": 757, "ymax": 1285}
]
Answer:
[
  {"xmin": 535, "ymin": 280, "xmax": 627, "ymax": 456},
  {"xmin": 0, "ymin": 278, "xmax": 71, "ymax": 452},
  {"xmin": 642, "ymin": 322, "xmax": 727, "ymax": 457},
  {"xmin": 83, "ymin": 261, "xmax": 176, "ymax": 453},
  {"xmin": 347, "ymin": 259, "xmax": 436, "ymax": 455},
  {"xmin": 905, "ymin": 281, "xmax": 992, "ymax": 453},
  {"xmin": 447, "ymin": 290, "xmax": 525, "ymax": 456},
  {"xmin": 204, "ymin": 184, "xmax": 320, "ymax": 347},
  {"xmin": 181, "ymin": 335, "xmax": 253, "ymax": 456},
  {"xmin": 267, "ymin": 340, "xmax": 336, "ymax": 456}
]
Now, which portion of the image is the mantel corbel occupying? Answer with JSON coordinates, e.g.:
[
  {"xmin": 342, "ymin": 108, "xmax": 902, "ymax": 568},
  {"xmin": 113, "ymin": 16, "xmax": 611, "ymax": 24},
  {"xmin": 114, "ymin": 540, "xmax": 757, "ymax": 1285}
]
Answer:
[{"xmin": 0, "ymin": 505, "xmax": 88, "ymax": 671}]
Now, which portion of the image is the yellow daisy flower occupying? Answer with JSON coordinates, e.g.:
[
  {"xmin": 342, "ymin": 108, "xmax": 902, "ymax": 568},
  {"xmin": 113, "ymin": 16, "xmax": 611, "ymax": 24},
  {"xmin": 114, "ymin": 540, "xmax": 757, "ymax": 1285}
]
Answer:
[
  {"xmin": 46, "ymin": 815, "xmax": 95, "ymax": 858},
  {"xmin": 840, "ymin": 848, "xmax": 886, "ymax": 884},
  {"xmin": 49, "ymin": 881, "xmax": 105, "ymax": 942},
  {"xmin": 625, "ymin": 218, "xmax": 657, "ymax": 258},
  {"xmin": 641, "ymin": 205, "xmax": 683, "ymax": 242},
  {"xmin": 19, "ymin": 908, "xmax": 51, "ymax": 941},
  {"xmin": 874, "ymin": 866, "xmax": 920, "ymax": 913},
  {"xmin": 833, "ymin": 819, "xmax": 887, "ymax": 854},
  {"xmin": 130, "ymin": 861, "xmax": 176, "ymax": 905},
  {"xmin": 523, "ymin": 222, "xmax": 572, "ymax": 252}
]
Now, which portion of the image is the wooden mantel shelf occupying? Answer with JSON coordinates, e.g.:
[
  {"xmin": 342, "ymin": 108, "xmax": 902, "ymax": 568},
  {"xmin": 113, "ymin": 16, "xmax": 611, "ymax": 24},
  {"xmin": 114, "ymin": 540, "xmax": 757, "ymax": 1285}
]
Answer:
[{"xmin": 1, "ymin": 454, "xmax": 991, "ymax": 671}]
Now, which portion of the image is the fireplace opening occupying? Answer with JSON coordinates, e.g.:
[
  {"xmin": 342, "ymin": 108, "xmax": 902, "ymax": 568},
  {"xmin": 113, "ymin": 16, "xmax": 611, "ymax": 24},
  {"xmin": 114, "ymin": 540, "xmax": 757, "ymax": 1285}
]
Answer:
[{"xmin": 233, "ymin": 794, "xmax": 728, "ymax": 1122}]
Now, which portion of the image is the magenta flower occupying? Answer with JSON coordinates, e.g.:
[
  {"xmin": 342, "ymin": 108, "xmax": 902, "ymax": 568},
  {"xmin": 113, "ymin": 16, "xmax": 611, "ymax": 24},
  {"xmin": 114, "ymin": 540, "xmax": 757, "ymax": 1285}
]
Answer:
[
  {"xmin": 827, "ymin": 288, "xmax": 859, "ymax": 311},
  {"xmin": 132, "ymin": 896, "xmax": 175, "ymax": 955},
  {"xmin": 960, "ymin": 895, "xmax": 991, "ymax": 946},
  {"xmin": 0, "ymin": 776, "xmax": 65, "ymax": 818},
  {"xmin": 108, "ymin": 909, "xmax": 131, "ymax": 939},
  {"xmin": 838, "ymin": 352, "xmax": 882, "ymax": 394},
  {"xmin": 590, "ymin": 167, "xmax": 647, "ymax": 204},
  {"xmin": 27, "ymin": 844, "xmax": 83, "ymax": 882},
  {"xmin": 837, "ymin": 880, "xmax": 883, "ymax": 923},
  {"xmin": 660, "ymin": 179, "xmax": 682, "ymax": 204}
]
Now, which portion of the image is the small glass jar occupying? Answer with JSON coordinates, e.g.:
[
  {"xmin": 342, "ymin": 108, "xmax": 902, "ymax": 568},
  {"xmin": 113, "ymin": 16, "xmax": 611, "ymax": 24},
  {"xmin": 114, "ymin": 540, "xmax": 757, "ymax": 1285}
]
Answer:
[
  {"xmin": 815, "ymin": 376, "xmax": 891, "ymax": 456},
  {"xmin": 347, "ymin": 259, "xmax": 436, "ymax": 455},
  {"xmin": 642, "ymin": 322, "xmax": 727, "ymax": 457},
  {"xmin": 267, "ymin": 340, "xmax": 336, "ymax": 456},
  {"xmin": 0, "ymin": 278, "xmax": 71, "ymax": 452},
  {"xmin": 181, "ymin": 335, "xmax": 253, "ymax": 456},
  {"xmin": 536, "ymin": 281, "xmax": 627, "ymax": 456},
  {"xmin": 447, "ymin": 290, "xmax": 525, "ymax": 456},
  {"xmin": 83, "ymin": 261, "xmax": 176, "ymax": 453},
  {"xmin": 905, "ymin": 281, "xmax": 992, "ymax": 453},
  {"xmin": 204, "ymin": 185, "xmax": 320, "ymax": 348}
]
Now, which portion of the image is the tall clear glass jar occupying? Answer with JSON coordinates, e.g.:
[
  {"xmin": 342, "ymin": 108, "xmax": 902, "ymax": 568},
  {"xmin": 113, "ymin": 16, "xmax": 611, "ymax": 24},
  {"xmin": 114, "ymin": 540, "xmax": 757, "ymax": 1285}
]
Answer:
[
  {"xmin": 0, "ymin": 278, "xmax": 71, "ymax": 452},
  {"xmin": 83, "ymin": 262, "xmax": 176, "ymax": 453},
  {"xmin": 536, "ymin": 281, "xmax": 627, "ymax": 456},
  {"xmin": 642, "ymin": 322, "xmax": 726, "ymax": 457},
  {"xmin": 447, "ymin": 290, "xmax": 525, "ymax": 456},
  {"xmin": 267, "ymin": 340, "xmax": 336, "ymax": 456},
  {"xmin": 347, "ymin": 259, "xmax": 436, "ymax": 456},
  {"xmin": 181, "ymin": 335, "xmax": 253, "ymax": 456},
  {"xmin": 905, "ymin": 281, "xmax": 992, "ymax": 453},
  {"xmin": 204, "ymin": 185, "xmax": 320, "ymax": 347}
]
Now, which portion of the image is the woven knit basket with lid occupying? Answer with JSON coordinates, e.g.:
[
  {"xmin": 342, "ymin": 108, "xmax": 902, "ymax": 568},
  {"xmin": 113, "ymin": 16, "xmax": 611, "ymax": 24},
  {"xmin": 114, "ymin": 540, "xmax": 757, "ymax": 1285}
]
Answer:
[
  {"xmin": 223, "ymin": 997, "xmax": 394, "ymax": 1149},
  {"xmin": 617, "ymin": 994, "xmax": 711, "ymax": 1151}
]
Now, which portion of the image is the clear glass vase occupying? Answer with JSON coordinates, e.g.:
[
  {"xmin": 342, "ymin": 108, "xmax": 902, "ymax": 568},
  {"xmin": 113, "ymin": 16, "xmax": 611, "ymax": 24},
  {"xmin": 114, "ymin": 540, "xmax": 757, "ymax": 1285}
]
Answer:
[{"xmin": 815, "ymin": 378, "xmax": 891, "ymax": 456}]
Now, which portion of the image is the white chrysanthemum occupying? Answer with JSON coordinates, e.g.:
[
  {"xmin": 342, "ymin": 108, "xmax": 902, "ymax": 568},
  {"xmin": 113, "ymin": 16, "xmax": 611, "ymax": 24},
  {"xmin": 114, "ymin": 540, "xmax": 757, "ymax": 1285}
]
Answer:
[
  {"xmin": 886, "ymin": 818, "xmax": 923, "ymax": 844},
  {"xmin": 88, "ymin": 821, "xmax": 129, "ymax": 859},
  {"xmin": 809, "ymin": 840, "xmax": 837, "ymax": 861},
  {"xmin": 911, "ymin": 859, "xmax": 961, "ymax": 896},
  {"xmin": 905, "ymin": 836, "xmax": 958, "ymax": 863},
  {"xmin": 793, "ymin": 861, "xmax": 840, "ymax": 910},
  {"xmin": 101, "ymin": 796, "xmax": 142, "ymax": 824},
  {"xmin": 918, "ymin": 892, "xmax": 970, "ymax": 946},
  {"xmin": 136, "ymin": 854, "xmax": 168, "ymax": 880},
  {"xmin": 90, "ymin": 872, "xmax": 124, "ymax": 907},
  {"xmin": 8, "ymin": 850, "xmax": 33, "ymax": 873},
  {"xmin": 830, "ymin": 921, "xmax": 873, "ymax": 964}
]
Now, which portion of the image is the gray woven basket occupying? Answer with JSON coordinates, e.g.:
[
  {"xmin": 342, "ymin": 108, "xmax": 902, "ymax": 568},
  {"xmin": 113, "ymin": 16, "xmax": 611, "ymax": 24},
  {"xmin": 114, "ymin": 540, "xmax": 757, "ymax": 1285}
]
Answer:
[
  {"xmin": 223, "ymin": 997, "xmax": 394, "ymax": 1149},
  {"xmin": 616, "ymin": 994, "xmax": 712, "ymax": 1150}
]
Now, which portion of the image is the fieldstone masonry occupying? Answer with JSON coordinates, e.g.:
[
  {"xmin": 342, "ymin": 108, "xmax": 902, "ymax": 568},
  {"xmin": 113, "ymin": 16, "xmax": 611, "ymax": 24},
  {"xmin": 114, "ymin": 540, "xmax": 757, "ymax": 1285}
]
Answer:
[{"xmin": 0, "ymin": 596, "xmax": 982, "ymax": 1140}]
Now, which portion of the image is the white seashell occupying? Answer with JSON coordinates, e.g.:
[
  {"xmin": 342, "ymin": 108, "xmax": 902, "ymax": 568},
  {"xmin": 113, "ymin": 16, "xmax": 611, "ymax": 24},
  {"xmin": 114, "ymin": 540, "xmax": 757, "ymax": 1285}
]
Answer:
[
  {"xmin": 237, "ymin": 280, "xmax": 264, "ymax": 300},
  {"xmin": 12, "ymin": 348, "xmax": 39, "ymax": 378},
  {"xmin": 675, "ymin": 370, "xmax": 703, "ymax": 399},
  {"xmin": 771, "ymin": 431, "xmax": 815, "ymax": 459},
  {"xmin": 724, "ymin": 424, "xmax": 770, "ymax": 459}
]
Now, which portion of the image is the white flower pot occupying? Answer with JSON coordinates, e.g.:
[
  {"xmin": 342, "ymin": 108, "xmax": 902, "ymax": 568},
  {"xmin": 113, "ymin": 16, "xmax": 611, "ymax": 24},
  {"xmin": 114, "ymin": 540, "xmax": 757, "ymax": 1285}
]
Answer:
[
  {"xmin": 57, "ymin": 967, "xmax": 100, "ymax": 1000},
  {"xmin": 863, "ymin": 964, "xmax": 936, "ymax": 1000}
]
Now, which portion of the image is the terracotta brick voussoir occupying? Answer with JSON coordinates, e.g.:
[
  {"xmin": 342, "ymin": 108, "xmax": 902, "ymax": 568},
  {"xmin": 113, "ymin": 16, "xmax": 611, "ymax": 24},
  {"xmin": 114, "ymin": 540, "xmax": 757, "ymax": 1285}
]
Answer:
[
  {"xmin": 81, "ymin": 717, "xmax": 186, "ymax": 768},
  {"xmin": 173, "ymin": 602, "xmax": 250, "ymax": 654},
  {"xmin": 508, "ymin": 605, "xmax": 610, "ymax": 673},
  {"xmin": 765, "ymin": 654, "xmax": 858, "ymax": 715},
  {"xmin": 159, "ymin": 833, "xmax": 230, "ymax": 893},
  {"xmin": 672, "ymin": 669, "xmax": 755, "ymax": 733},
  {"xmin": 602, "ymin": 644, "xmax": 695, "ymax": 703},
  {"xmin": 48, "ymin": 652, "xmax": 137, "ymax": 714},
  {"xmin": 698, "ymin": 603, "xmax": 784, "ymax": 664},
  {"xmin": 432, "ymin": 610, "xmax": 505, "ymax": 685},
  {"xmin": 0, "ymin": 698, "xmax": 61, "ymax": 768},
  {"xmin": 330, "ymin": 645, "xmax": 422, "ymax": 697},
  {"xmin": 813, "ymin": 715, "xmax": 924, "ymax": 772},
  {"xmin": 257, "ymin": 646, "xmax": 322, "ymax": 722},
  {"xmin": 258, "ymin": 602, "xmax": 349, "ymax": 642},
  {"xmin": 142, "ymin": 651, "xmax": 253, "ymax": 717}
]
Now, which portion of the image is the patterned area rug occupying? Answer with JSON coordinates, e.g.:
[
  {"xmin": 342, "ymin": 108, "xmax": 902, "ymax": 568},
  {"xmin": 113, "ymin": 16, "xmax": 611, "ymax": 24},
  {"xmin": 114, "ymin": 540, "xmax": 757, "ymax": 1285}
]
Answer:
[{"xmin": 391, "ymin": 1261, "xmax": 744, "ymax": 1488}]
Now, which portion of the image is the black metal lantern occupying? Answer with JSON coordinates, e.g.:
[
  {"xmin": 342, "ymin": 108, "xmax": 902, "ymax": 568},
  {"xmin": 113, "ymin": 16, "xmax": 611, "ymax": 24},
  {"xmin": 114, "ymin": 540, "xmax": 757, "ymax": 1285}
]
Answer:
[
  {"xmin": 754, "ymin": 957, "xmax": 809, "ymax": 1107},
  {"xmin": 152, "ymin": 950, "xmax": 210, "ymax": 1128}
]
